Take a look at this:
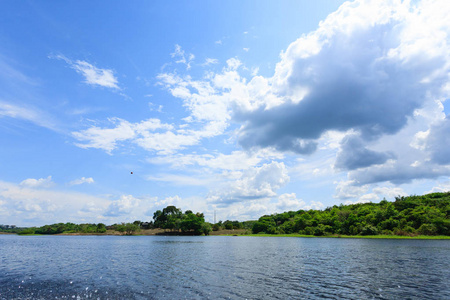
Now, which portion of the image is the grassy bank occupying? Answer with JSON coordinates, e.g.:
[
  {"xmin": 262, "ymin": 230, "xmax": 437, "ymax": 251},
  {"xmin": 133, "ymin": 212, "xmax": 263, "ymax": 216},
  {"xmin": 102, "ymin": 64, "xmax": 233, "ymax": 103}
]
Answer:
[
  {"xmin": 8, "ymin": 231, "xmax": 450, "ymax": 239},
  {"xmin": 225, "ymin": 233, "xmax": 450, "ymax": 239}
]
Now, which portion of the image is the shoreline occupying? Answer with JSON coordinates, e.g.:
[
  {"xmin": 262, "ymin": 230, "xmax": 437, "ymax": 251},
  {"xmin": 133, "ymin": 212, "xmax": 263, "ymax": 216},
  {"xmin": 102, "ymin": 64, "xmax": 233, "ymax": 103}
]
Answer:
[
  {"xmin": 235, "ymin": 233, "xmax": 450, "ymax": 240},
  {"xmin": 8, "ymin": 231, "xmax": 450, "ymax": 239}
]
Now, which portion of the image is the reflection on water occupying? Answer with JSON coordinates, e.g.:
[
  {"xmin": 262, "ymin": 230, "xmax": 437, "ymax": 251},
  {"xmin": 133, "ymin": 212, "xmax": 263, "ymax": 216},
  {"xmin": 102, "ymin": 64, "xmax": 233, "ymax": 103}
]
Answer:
[{"xmin": 0, "ymin": 235, "xmax": 449, "ymax": 299}]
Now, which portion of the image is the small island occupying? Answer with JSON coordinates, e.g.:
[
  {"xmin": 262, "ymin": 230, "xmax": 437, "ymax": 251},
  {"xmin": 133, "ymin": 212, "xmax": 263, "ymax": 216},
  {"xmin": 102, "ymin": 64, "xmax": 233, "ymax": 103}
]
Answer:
[{"xmin": 1, "ymin": 192, "xmax": 449, "ymax": 239}]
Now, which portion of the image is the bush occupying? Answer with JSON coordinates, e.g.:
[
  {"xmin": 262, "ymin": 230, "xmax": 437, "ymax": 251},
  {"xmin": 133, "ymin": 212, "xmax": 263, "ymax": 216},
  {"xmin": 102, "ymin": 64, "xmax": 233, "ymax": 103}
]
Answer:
[
  {"xmin": 393, "ymin": 228, "xmax": 414, "ymax": 236},
  {"xmin": 418, "ymin": 223, "xmax": 437, "ymax": 235},
  {"xmin": 18, "ymin": 228, "xmax": 35, "ymax": 235},
  {"xmin": 115, "ymin": 223, "xmax": 140, "ymax": 235},
  {"xmin": 252, "ymin": 221, "xmax": 269, "ymax": 234},
  {"xmin": 303, "ymin": 227, "xmax": 315, "ymax": 235},
  {"xmin": 201, "ymin": 223, "xmax": 212, "ymax": 235},
  {"xmin": 403, "ymin": 225, "xmax": 416, "ymax": 234},
  {"xmin": 360, "ymin": 225, "xmax": 378, "ymax": 236}
]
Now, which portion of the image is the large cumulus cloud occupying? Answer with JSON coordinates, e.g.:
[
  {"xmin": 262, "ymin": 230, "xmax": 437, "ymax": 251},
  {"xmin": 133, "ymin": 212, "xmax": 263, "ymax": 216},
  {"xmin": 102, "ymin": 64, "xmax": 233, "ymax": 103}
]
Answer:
[
  {"xmin": 236, "ymin": 0, "xmax": 450, "ymax": 157},
  {"xmin": 426, "ymin": 116, "xmax": 450, "ymax": 164},
  {"xmin": 334, "ymin": 134, "xmax": 395, "ymax": 170},
  {"xmin": 207, "ymin": 161, "xmax": 290, "ymax": 205}
]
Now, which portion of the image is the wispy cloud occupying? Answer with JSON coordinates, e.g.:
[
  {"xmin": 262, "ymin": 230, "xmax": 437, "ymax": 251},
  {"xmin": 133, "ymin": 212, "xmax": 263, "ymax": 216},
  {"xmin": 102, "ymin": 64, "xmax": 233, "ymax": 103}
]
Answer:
[
  {"xmin": 0, "ymin": 101, "xmax": 58, "ymax": 131},
  {"xmin": 72, "ymin": 117, "xmax": 216, "ymax": 155},
  {"xmin": 170, "ymin": 45, "xmax": 195, "ymax": 70},
  {"xmin": 20, "ymin": 176, "xmax": 54, "ymax": 188},
  {"xmin": 0, "ymin": 54, "xmax": 38, "ymax": 86},
  {"xmin": 69, "ymin": 177, "xmax": 94, "ymax": 186},
  {"xmin": 50, "ymin": 54, "xmax": 119, "ymax": 89},
  {"xmin": 207, "ymin": 161, "xmax": 290, "ymax": 205},
  {"xmin": 202, "ymin": 58, "xmax": 219, "ymax": 66}
]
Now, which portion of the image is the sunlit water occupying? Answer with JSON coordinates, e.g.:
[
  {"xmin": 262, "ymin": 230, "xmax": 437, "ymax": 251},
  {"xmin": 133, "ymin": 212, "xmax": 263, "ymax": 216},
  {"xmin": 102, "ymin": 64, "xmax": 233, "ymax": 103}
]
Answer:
[{"xmin": 0, "ymin": 235, "xmax": 449, "ymax": 299}]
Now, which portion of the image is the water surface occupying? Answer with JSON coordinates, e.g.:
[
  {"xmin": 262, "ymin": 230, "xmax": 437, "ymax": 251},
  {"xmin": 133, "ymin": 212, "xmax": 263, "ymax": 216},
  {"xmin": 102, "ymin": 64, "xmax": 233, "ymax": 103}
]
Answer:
[{"xmin": 0, "ymin": 235, "xmax": 449, "ymax": 299}]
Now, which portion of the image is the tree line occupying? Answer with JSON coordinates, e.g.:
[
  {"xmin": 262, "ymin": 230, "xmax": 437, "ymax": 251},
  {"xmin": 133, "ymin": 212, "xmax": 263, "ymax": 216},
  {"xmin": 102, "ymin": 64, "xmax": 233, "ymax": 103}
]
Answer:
[
  {"xmin": 13, "ymin": 206, "xmax": 214, "ymax": 236},
  {"xmin": 5, "ymin": 192, "xmax": 449, "ymax": 237},
  {"xmin": 251, "ymin": 192, "xmax": 450, "ymax": 236}
]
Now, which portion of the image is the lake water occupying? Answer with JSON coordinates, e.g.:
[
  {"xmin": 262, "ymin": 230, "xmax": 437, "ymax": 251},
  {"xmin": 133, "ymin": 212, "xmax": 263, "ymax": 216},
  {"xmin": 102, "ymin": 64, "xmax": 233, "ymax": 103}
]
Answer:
[{"xmin": 0, "ymin": 235, "xmax": 449, "ymax": 299}]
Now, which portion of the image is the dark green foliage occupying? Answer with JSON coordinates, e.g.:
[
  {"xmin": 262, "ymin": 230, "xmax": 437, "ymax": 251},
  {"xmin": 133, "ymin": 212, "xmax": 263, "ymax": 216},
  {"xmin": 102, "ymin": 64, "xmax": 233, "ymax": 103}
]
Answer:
[
  {"xmin": 251, "ymin": 192, "xmax": 450, "ymax": 236},
  {"xmin": 29, "ymin": 222, "xmax": 111, "ymax": 235},
  {"xmin": 17, "ymin": 227, "xmax": 36, "ymax": 235},
  {"xmin": 0, "ymin": 224, "xmax": 20, "ymax": 233},
  {"xmin": 152, "ymin": 206, "xmax": 210, "ymax": 235},
  {"xmin": 360, "ymin": 225, "xmax": 378, "ymax": 236},
  {"xmin": 115, "ymin": 223, "xmax": 140, "ymax": 235},
  {"xmin": 200, "ymin": 223, "xmax": 212, "ymax": 235}
]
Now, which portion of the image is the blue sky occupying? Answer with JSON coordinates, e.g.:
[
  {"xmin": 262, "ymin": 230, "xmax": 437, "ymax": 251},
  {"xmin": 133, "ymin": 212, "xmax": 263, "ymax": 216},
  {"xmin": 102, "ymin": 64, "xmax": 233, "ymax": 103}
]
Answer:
[{"xmin": 1, "ymin": 0, "xmax": 450, "ymax": 226}]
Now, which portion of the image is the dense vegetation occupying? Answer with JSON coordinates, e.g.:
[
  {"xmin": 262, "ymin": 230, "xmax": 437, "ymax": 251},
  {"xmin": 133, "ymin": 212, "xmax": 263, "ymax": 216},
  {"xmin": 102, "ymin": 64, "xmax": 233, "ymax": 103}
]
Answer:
[
  {"xmin": 251, "ymin": 192, "xmax": 450, "ymax": 236},
  {"xmin": 153, "ymin": 206, "xmax": 211, "ymax": 235},
  {"xmin": 15, "ymin": 222, "xmax": 108, "ymax": 235},
  {"xmin": 0, "ymin": 224, "xmax": 20, "ymax": 234},
  {"xmin": 10, "ymin": 206, "xmax": 213, "ymax": 236},
  {"xmin": 211, "ymin": 220, "xmax": 255, "ymax": 231},
  {"xmin": 4, "ymin": 192, "xmax": 449, "ymax": 237}
]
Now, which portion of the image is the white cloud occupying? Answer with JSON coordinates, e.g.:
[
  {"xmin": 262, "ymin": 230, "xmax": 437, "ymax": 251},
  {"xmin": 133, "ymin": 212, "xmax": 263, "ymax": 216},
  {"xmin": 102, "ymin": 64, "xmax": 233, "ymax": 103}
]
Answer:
[
  {"xmin": 338, "ymin": 182, "xmax": 409, "ymax": 204},
  {"xmin": 72, "ymin": 117, "xmax": 188, "ymax": 154},
  {"xmin": 0, "ymin": 180, "xmax": 110, "ymax": 226},
  {"xmin": 0, "ymin": 101, "xmax": 58, "ymax": 131},
  {"xmin": 276, "ymin": 193, "xmax": 325, "ymax": 212},
  {"xmin": 207, "ymin": 161, "xmax": 290, "ymax": 205},
  {"xmin": 426, "ymin": 181, "xmax": 450, "ymax": 193},
  {"xmin": 0, "ymin": 54, "xmax": 38, "ymax": 86},
  {"xmin": 148, "ymin": 149, "xmax": 283, "ymax": 171},
  {"xmin": 0, "ymin": 178, "xmax": 192, "ymax": 225},
  {"xmin": 104, "ymin": 195, "xmax": 140, "ymax": 217},
  {"xmin": 372, "ymin": 186, "xmax": 408, "ymax": 199},
  {"xmin": 334, "ymin": 180, "xmax": 369, "ymax": 200},
  {"xmin": 51, "ymin": 54, "xmax": 119, "ymax": 89},
  {"xmin": 20, "ymin": 176, "xmax": 54, "ymax": 188},
  {"xmin": 233, "ymin": 0, "xmax": 450, "ymax": 160},
  {"xmin": 276, "ymin": 193, "xmax": 305, "ymax": 212},
  {"xmin": 72, "ymin": 60, "xmax": 119, "ymax": 89},
  {"xmin": 146, "ymin": 173, "xmax": 213, "ymax": 186},
  {"xmin": 171, "ymin": 45, "xmax": 195, "ymax": 70},
  {"xmin": 148, "ymin": 102, "xmax": 163, "ymax": 113},
  {"xmin": 61, "ymin": 0, "xmax": 450, "ymax": 216},
  {"xmin": 203, "ymin": 58, "xmax": 219, "ymax": 66},
  {"xmin": 69, "ymin": 177, "xmax": 94, "ymax": 186}
]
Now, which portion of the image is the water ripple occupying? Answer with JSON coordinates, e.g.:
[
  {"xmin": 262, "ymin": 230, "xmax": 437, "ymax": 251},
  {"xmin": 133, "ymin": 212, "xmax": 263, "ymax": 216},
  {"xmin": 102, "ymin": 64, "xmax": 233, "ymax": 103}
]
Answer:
[{"xmin": 0, "ymin": 235, "xmax": 449, "ymax": 299}]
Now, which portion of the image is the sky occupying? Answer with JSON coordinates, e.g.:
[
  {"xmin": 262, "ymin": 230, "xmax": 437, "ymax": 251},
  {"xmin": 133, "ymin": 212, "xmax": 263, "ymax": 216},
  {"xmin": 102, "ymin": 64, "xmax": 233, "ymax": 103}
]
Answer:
[{"xmin": 1, "ymin": 0, "xmax": 450, "ymax": 226}]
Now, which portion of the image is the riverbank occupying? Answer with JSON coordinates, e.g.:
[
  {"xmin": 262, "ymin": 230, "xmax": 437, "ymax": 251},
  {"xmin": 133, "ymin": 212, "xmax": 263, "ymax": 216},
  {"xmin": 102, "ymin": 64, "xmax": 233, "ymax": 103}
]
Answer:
[
  {"xmin": 7, "ymin": 227, "xmax": 450, "ymax": 239},
  {"xmin": 12, "ymin": 230, "xmax": 450, "ymax": 239},
  {"xmin": 227, "ymin": 233, "xmax": 450, "ymax": 239}
]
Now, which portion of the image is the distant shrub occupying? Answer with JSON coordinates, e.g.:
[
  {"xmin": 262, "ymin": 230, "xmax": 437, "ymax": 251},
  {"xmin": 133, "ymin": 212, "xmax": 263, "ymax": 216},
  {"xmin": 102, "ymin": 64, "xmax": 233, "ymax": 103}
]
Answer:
[
  {"xmin": 201, "ymin": 223, "xmax": 212, "ymax": 236},
  {"xmin": 18, "ymin": 228, "xmax": 35, "ymax": 235},
  {"xmin": 403, "ymin": 226, "xmax": 416, "ymax": 234},
  {"xmin": 303, "ymin": 227, "xmax": 315, "ymax": 235},
  {"xmin": 360, "ymin": 225, "xmax": 378, "ymax": 236},
  {"xmin": 418, "ymin": 224, "xmax": 437, "ymax": 235},
  {"xmin": 393, "ymin": 228, "xmax": 413, "ymax": 236}
]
